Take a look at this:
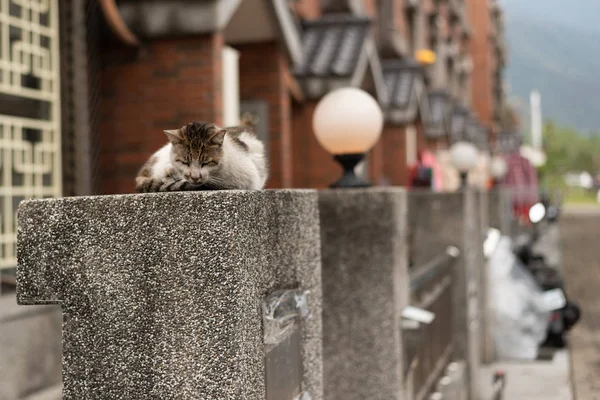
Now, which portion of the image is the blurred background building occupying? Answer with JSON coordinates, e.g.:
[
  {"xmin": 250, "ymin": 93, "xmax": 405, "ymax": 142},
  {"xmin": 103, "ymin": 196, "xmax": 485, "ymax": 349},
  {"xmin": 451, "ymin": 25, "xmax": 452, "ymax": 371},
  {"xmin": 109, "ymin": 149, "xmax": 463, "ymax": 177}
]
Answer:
[{"xmin": 0, "ymin": 0, "xmax": 517, "ymax": 284}]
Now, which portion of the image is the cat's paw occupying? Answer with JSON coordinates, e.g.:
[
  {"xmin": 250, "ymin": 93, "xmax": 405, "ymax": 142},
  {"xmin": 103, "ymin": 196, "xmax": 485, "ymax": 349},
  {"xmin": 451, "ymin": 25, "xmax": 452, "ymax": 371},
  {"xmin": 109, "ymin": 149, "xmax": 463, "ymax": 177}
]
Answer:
[
  {"xmin": 136, "ymin": 177, "xmax": 157, "ymax": 193},
  {"xmin": 164, "ymin": 165, "xmax": 176, "ymax": 176},
  {"xmin": 159, "ymin": 178, "xmax": 184, "ymax": 192}
]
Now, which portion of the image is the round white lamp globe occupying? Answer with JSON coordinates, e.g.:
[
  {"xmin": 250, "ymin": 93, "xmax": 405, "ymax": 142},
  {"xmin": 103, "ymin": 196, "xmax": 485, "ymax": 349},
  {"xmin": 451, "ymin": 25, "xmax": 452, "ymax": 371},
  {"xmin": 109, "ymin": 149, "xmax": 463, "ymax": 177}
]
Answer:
[
  {"xmin": 312, "ymin": 87, "xmax": 384, "ymax": 155},
  {"xmin": 449, "ymin": 141, "xmax": 479, "ymax": 172},
  {"xmin": 490, "ymin": 156, "xmax": 508, "ymax": 179},
  {"xmin": 529, "ymin": 202, "xmax": 546, "ymax": 224}
]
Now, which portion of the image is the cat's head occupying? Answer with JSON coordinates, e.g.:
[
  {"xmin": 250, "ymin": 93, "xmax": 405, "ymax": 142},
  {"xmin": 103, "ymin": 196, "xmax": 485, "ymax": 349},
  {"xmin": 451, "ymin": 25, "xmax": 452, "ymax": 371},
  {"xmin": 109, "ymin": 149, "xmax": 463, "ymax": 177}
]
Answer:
[{"xmin": 164, "ymin": 121, "xmax": 225, "ymax": 185}]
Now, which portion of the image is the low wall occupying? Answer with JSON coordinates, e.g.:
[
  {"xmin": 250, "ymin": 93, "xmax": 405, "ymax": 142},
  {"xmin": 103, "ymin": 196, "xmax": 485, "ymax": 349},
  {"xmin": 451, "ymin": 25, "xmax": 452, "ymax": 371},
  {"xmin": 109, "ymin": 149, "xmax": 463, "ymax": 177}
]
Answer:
[
  {"xmin": 0, "ymin": 295, "xmax": 62, "ymax": 400},
  {"xmin": 408, "ymin": 189, "xmax": 485, "ymax": 400},
  {"xmin": 319, "ymin": 188, "xmax": 410, "ymax": 400},
  {"xmin": 17, "ymin": 190, "xmax": 323, "ymax": 400}
]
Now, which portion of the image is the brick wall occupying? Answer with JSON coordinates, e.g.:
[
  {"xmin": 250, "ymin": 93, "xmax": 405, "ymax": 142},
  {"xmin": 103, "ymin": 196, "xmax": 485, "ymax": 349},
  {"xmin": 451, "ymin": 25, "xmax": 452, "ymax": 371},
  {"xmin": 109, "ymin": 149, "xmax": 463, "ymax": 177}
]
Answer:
[
  {"xmin": 293, "ymin": 0, "xmax": 320, "ymax": 19},
  {"xmin": 291, "ymin": 101, "xmax": 342, "ymax": 188},
  {"xmin": 98, "ymin": 34, "xmax": 223, "ymax": 194},
  {"xmin": 237, "ymin": 42, "xmax": 292, "ymax": 188},
  {"xmin": 369, "ymin": 139, "xmax": 384, "ymax": 184},
  {"xmin": 370, "ymin": 126, "xmax": 409, "ymax": 186},
  {"xmin": 466, "ymin": 0, "xmax": 493, "ymax": 127},
  {"xmin": 416, "ymin": 121, "xmax": 428, "ymax": 153},
  {"xmin": 381, "ymin": 125, "xmax": 408, "ymax": 186},
  {"xmin": 363, "ymin": 0, "xmax": 377, "ymax": 16}
]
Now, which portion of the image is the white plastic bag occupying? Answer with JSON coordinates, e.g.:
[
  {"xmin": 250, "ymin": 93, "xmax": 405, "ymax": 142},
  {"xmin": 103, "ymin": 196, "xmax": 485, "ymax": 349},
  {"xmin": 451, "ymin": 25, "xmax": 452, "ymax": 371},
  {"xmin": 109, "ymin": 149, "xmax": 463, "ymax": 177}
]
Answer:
[{"xmin": 488, "ymin": 236, "xmax": 550, "ymax": 360}]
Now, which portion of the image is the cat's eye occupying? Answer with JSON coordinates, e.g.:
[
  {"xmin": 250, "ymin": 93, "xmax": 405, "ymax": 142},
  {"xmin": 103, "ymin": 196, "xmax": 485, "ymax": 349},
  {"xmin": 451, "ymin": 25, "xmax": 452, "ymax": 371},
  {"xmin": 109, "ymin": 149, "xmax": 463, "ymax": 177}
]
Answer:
[
  {"xmin": 201, "ymin": 161, "xmax": 216, "ymax": 167},
  {"xmin": 178, "ymin": 160, "xmax": 190, "ymax": 166}
]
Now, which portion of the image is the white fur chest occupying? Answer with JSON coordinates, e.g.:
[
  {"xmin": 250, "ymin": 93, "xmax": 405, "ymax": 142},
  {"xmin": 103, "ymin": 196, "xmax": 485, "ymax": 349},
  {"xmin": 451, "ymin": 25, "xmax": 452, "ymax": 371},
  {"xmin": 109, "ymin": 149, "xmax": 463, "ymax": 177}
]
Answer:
[{"xmin": 151, "ymin": 144, "xmax": 173, "ymax": 180}]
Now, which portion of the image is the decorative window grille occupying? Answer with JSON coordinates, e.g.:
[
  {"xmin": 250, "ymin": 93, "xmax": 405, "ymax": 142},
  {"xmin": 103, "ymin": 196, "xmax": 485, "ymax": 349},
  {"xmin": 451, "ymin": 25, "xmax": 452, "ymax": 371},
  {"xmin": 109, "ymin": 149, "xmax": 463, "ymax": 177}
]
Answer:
[{"xmin": 0, "ymin": 0, "xmax": 62, "ymax": 270}]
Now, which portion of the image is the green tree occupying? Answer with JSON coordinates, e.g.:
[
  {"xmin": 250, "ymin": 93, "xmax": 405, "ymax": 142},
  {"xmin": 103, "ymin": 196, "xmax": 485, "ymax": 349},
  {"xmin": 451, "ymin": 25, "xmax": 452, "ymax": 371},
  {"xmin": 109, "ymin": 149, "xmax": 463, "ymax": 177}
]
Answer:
[{"xmin": 540, "ymin": 121, "xmax": 600, "ymax": 178}]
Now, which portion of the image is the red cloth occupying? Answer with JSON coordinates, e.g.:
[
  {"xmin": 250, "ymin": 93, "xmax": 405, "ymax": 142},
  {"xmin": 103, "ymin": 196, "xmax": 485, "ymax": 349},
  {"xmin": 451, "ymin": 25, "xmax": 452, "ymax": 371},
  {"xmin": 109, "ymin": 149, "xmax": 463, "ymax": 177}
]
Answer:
[{"xmin": 500, "ymin": 151, "xmax": 539, "ymax": 222}]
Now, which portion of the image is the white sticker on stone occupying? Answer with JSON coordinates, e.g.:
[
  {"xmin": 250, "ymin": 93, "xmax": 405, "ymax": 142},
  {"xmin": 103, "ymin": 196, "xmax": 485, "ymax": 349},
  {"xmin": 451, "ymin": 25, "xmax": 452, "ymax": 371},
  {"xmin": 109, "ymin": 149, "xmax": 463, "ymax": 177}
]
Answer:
[{"xmin": 402, "ymin": 306, "xmax": 435, "ymax": 324}]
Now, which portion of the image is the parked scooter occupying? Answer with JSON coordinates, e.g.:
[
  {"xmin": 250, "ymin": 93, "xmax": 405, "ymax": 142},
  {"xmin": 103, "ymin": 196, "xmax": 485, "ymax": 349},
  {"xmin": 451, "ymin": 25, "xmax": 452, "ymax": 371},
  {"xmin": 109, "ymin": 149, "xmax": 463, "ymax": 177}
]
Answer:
[{"xmin": 512, "ymin": 198, "xmax": 580, "ymax": 349}]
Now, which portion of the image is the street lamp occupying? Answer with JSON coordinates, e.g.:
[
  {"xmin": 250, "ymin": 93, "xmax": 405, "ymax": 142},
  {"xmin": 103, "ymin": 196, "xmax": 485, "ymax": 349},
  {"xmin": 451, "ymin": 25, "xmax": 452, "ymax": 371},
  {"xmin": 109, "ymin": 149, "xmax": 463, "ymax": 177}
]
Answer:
[
  {"xmin": 449, "ymin": 141, "xmax": 479, "ymax": 188},
  {"xmin": 313, "ymin": 87, "xmax": 384, "ymax": 188},
  {"xmin": 490, "ymin": 155, "xmax": 508, "ymax": 184}
]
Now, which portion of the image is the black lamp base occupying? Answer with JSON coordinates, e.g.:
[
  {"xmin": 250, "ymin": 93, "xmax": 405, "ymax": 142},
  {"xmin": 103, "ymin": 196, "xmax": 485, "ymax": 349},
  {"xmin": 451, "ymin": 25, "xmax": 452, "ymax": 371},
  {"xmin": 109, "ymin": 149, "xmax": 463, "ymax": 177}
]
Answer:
[
  {"xmin": 330, "ymin": 153, "xmax": 370, "ymax": 188},
  {"xmin": 459, "ymin": 172, "xmax": 468, "ymax": 188}
]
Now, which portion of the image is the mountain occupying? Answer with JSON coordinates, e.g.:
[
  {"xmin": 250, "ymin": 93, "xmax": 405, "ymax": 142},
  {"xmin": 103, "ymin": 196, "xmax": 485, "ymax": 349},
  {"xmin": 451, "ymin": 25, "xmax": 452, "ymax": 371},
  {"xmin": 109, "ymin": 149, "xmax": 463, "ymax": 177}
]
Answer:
[
  {"xmin": 501, "ymin": 0, "xmax": 600, "ymax": 134},
  {"xmin": 501, "ymin": 0, "xmax": 600, "ymax": 34}
]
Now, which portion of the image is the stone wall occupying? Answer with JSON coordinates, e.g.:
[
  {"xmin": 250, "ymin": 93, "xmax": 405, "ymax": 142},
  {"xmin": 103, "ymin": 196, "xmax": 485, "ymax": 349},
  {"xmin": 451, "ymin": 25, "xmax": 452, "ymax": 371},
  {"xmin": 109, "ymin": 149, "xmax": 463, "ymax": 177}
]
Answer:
[
  {"xmin": 319, "ymin": 188, "xmax": 410, "ymax": 400},
  {"xmin": 408, "ymin": 189, "xmax": 485, "ymax": 400},
  {"xmin": 17, "ymin": 190, "xmax": 323, "ymax": 399},
  {"xmin": 10, "ymin": 188, "xmax": 504, "ymax": 399},
  {"xmin": 0, "ymin": 296, "xmax": 62, "ymax": 399}
]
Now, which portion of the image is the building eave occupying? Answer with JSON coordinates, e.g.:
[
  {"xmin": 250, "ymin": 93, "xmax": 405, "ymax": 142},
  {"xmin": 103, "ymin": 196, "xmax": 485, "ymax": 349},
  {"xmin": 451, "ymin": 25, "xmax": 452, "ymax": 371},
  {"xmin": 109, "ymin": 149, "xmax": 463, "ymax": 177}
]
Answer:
[
  {"xmin": 267, "ymin": 0, "xmax": 304, "ymax": 67},
  {"xmin": 377, "ymin": 0, "xmax": 410, "ymax": 58},
  {"xmin": 116, "ymin": 0, "xmax": 242, "ymax": 37}
]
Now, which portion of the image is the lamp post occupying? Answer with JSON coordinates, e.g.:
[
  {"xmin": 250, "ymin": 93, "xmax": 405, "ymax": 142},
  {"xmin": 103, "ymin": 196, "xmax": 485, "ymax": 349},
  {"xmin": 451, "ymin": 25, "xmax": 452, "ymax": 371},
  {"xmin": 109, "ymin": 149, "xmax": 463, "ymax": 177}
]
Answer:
[
  {"xmin": 312, "ymin": 87, "xmax": 384, "ymax": 188},
  {"xmin": 490, "ymin": 155, "xmax": 508, "ymax": 186},
  {"xmin": 449, "ymin": 141, "xmax": 479, "ymax": 188}
]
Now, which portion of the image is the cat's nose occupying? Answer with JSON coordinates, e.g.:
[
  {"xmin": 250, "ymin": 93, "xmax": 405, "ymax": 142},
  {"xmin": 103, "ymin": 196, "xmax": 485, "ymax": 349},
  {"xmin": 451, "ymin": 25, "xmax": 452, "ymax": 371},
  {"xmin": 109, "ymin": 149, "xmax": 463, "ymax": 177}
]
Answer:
[{"xmin": 189, "ymin": 172, "xmax": 202, "ymax": 182}]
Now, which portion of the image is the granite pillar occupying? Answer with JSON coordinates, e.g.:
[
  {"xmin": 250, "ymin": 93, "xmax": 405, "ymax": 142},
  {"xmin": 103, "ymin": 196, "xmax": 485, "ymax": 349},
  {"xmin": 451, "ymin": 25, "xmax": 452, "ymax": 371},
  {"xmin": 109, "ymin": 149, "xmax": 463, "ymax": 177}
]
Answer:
[
  {"xmin": 407, "ymin": 190, "xmax": 484, "ymax": 400},
  {"xmin": 478, "ymin": 191, "xmax": 495, "ymax": 364},
  {"xmin": 319, "ymin": 188, "xmax": 409, "ymax": 400},
  {"xmin": 17, "ymin": 190, "xmax": 323, "ymax": 400}
]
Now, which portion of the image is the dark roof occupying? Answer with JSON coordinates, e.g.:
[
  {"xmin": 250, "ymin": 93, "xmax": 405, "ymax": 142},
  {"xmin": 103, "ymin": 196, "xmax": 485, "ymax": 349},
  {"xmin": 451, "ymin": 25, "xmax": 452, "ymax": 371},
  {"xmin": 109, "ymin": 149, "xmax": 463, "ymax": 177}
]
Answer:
[
  {"xmin": 381, "ymin": 60, "xmax": 422, "ymax": 109},
  {"xmin": 294, "ymin": 14, "xmax": 371, "ymax": 78}
]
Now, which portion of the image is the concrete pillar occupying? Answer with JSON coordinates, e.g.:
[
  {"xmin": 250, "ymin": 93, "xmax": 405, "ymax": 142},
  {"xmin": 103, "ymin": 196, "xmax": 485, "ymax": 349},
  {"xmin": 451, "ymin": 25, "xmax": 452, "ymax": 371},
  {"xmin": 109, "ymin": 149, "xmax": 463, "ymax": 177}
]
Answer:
[
  {"xmin": 488, "ymin": 188, "xmax": 512, "ymax": 235},
  {"xmin": 0, "ymin": 296, "xmax": 62, "ymax": 399},
  {"xmin": 319, "ymin": 188, "xmax": 409, "ymax": 400},
  {"xmin": 408, "ymin": 190, "xmax": 484, "ymax": 400},
  {"xmin": 17, "ymin": 191, "xmax": 323, "ymax": 399},
  {"xmin": 478, "ymin": 191, "xmax": 495, "ymax": 364}
]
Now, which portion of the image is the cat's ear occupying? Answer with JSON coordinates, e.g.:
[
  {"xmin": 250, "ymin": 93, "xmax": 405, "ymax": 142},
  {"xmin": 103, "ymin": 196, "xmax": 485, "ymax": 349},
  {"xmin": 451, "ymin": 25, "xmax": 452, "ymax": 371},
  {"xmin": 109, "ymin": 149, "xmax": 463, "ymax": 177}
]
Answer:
[
  {"xmin": 164, "ymin": 129, "xmax": 183, "ymax": 144},
  {"xmin": 210, "ymin": 129, "xmax": 226, "ymax": 146}
]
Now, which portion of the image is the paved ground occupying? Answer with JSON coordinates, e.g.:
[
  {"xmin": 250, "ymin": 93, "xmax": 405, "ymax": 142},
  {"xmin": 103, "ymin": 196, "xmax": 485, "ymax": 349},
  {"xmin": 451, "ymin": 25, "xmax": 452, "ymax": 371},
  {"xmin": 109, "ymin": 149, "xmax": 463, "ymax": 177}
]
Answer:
[
  {"xmin": 479, "ymin": 350, "xmax": 573, "ymax": 400},
  {"xmin": 561, "ymin": 208, "xmax": 600, "ymax": 400}
]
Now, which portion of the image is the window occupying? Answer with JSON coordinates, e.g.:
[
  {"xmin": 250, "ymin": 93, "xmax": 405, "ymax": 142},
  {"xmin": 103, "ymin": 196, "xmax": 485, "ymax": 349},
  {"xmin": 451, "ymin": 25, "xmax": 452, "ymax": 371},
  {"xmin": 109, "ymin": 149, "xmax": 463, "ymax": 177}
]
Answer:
[{"xmin": 0, "ymin": 1, "xmax": 62, "ymax": 289}]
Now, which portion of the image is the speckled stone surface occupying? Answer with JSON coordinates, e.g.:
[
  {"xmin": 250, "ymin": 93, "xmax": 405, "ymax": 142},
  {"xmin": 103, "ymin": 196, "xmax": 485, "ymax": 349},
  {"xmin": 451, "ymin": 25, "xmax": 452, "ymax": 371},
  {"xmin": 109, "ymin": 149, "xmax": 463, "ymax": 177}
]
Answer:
[
  {"xmin": 408, "ymin": 189, "xmax": 484, "ymax": 400},
  {"xmin": 407, "ymin": 191, "xmax": 465, "ymax": 268},
  {"xmin": 478, "ymin": 191, "xmax": 495, "ymax": 364},
  {"xmin": 318, "ymin": 188, "xmax": 409, "ymax": 400},
  {"xmin": 17, "ymin": 190, "xmax": 323, "ymax": 400}
]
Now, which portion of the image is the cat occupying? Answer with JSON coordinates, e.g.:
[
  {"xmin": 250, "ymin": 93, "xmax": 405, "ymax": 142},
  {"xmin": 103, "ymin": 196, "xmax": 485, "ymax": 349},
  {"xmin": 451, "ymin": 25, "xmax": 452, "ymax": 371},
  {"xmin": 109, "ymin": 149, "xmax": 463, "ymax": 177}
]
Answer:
[{"xmin": 135, "ymin": 115, "xmax": 267, "ymax": 192}]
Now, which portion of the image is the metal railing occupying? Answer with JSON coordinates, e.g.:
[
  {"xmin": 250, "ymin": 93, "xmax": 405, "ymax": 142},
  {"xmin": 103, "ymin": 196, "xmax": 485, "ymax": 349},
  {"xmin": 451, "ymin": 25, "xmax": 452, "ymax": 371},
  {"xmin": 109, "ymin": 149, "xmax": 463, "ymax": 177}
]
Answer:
[{"xmin": 408, "ymin": 246, "xmax": 460, "ymax": 400}]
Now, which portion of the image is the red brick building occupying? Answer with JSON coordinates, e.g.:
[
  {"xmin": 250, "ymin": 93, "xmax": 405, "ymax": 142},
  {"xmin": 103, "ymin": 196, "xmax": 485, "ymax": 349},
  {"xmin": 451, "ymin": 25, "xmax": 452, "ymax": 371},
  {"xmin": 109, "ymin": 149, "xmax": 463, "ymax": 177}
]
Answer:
[{"xmin": 57, "ymin": 0, "xmax": 507, "ymax": 195}]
